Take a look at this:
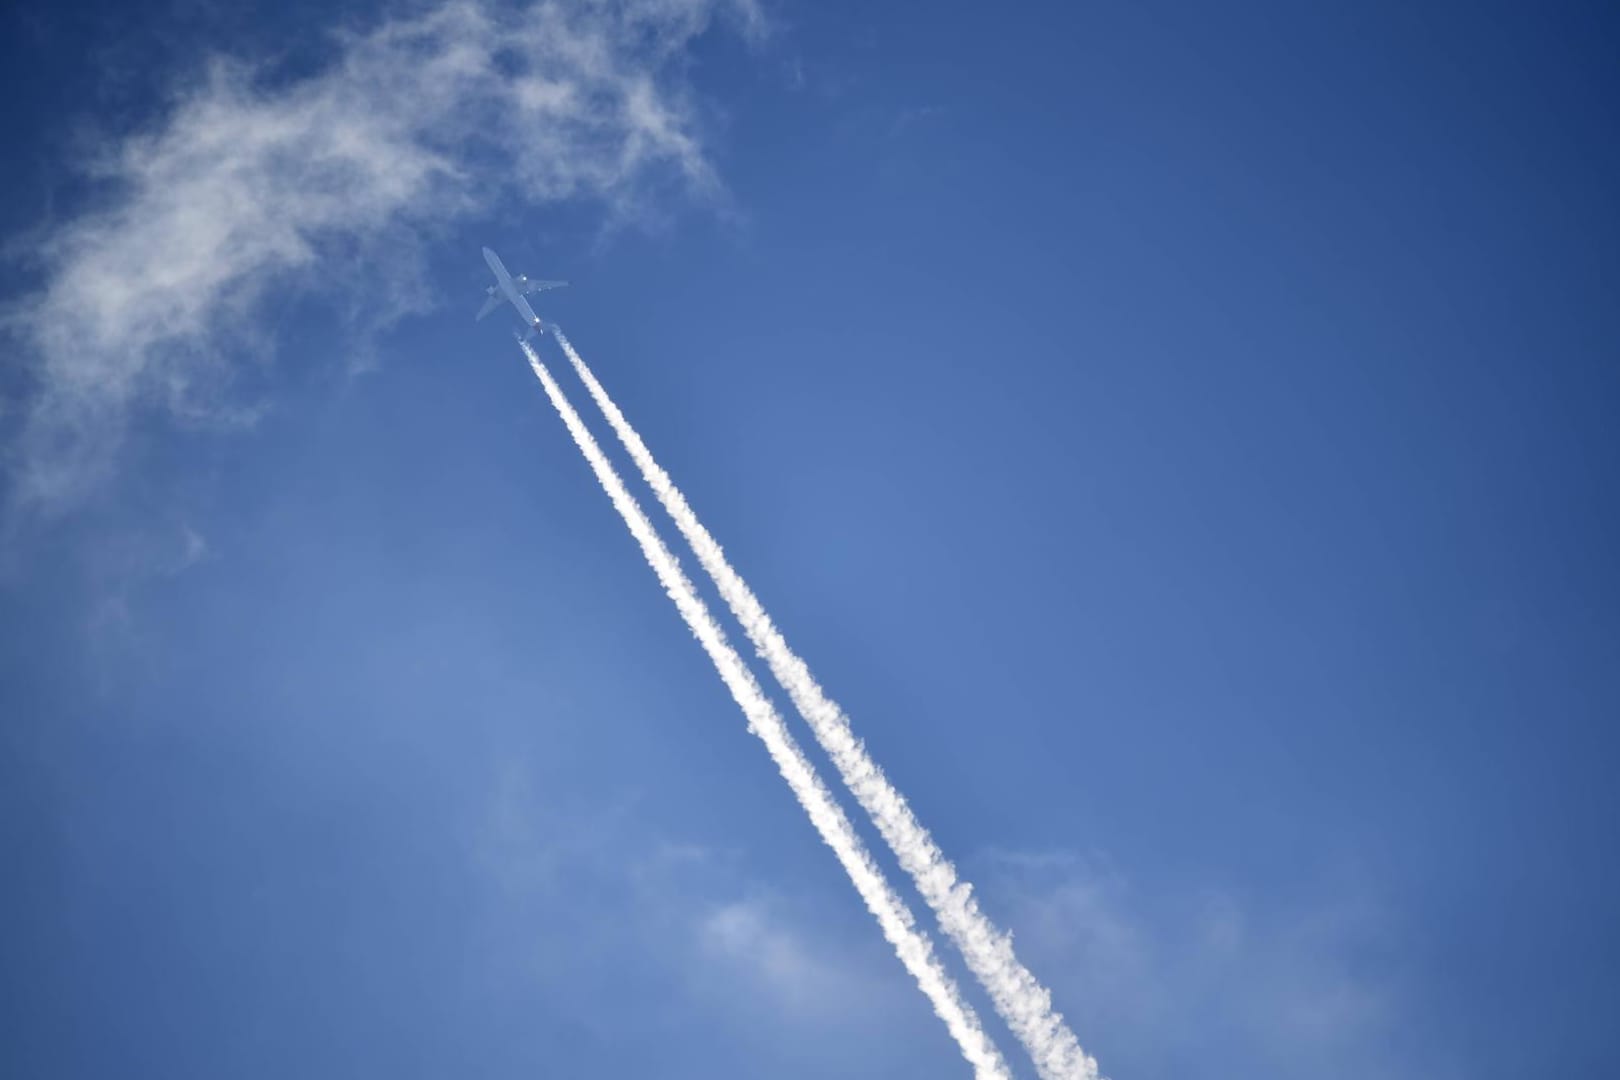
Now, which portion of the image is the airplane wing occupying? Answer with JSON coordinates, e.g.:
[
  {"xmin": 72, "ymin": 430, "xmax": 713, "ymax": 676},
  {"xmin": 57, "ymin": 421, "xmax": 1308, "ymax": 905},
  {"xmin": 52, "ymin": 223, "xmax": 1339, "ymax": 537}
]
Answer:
[
  {"xmin": 475, "ymin": 293, "xmax": 504, "ymax": 321},
  {"xmin": 519, "ymin": 279, "xmax": 568, "ymax": 295}
]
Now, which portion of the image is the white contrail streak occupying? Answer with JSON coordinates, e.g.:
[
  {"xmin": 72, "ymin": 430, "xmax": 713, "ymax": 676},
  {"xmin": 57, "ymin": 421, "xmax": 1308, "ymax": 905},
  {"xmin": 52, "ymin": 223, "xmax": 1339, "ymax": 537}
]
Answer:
[
  {"xmin": 551, "ymin": 328, "xmax": 1101, "ymax": 1080},
  {"xmin": 517, "ymin": 340, "xmax": 1013, "ymax": 1080}
]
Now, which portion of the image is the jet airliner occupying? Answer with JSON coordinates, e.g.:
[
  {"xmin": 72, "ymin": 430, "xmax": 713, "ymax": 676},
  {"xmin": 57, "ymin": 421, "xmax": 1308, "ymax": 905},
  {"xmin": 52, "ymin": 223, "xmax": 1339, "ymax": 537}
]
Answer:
[{"xmin": 478, "ymin": 247, "xmax": 567, "ymax": 339}]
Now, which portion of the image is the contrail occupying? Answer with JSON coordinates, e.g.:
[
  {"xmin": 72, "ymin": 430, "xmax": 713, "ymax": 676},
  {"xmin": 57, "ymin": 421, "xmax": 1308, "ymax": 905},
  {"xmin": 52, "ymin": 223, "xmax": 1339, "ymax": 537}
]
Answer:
[
  {"xmin": 551, "ymin": 328, "xmax": 1101, "ymax": 1080},
  {"xmin": 516, "ymin": 340, "xmax": 1013, "ymax": 1080}
]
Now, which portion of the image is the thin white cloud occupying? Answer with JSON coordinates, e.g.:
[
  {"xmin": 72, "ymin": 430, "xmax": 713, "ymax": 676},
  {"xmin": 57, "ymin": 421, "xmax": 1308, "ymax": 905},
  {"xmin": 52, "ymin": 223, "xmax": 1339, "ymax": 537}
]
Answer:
[
  {"xmin": 468, "ymin": 764, "xmax": 970, "ymax": 1067},
  {"xmin": 3, "ymin": 0, "xmax": 760, "ymax": 510},
  {"xmin": 700, "ymin": 896, "xmax": 880, "ymax": 1017},
  {"xmin": 979, "ymin": 849, "xmax": 1416, "ymax": 1080},
  {"xmin": 82, "ymin": 519, "xmax": 214, "ymax": 669}
]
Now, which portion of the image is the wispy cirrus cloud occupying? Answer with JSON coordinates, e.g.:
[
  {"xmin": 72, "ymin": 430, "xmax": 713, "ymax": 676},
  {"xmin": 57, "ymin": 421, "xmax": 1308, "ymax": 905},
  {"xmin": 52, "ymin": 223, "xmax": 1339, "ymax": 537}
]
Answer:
[
  {"xmin": 2, "ymin": 0, "xmax": 762, "ymax": 511},
  {"xmin": 84, "ymin": 519, "xmax": 212, "ymax": 657},
  {"xmin": 468, "ymin": 765, "xmax": 930, "ymax": 1054},
  {"xmin": 977, "ymin": 849, "xmax": 1423, "ymax": 1080},
  {"xmin": 699, "ymin": 895, "xmax": 884, "ymax": 1018}
]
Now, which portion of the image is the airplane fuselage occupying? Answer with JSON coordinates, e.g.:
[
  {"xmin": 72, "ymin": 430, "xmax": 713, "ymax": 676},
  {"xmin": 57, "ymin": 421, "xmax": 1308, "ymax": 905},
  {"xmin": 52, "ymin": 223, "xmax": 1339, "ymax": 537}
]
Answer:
[{"xmin": 483, "ymin": 247, "xmax": 545, "ymax": 335}]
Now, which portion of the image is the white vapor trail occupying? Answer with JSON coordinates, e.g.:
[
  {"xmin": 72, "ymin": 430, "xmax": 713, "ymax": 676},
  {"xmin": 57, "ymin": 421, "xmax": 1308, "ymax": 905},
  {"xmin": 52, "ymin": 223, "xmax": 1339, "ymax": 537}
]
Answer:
[
  {"xmin": 517, "ymin": 340, "xmax": 1013, "ymax": 1080},
  {"xmin": 551, "ymin": 328, "xmax": 1101, "ymax": 1080}
]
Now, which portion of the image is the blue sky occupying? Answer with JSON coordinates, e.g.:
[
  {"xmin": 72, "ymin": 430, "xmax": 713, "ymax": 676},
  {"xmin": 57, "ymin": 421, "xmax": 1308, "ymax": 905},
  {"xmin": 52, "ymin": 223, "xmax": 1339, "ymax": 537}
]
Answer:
[{"xmin": 2, "ymin": 1, "xmax": 1617, "ymax": 1077}]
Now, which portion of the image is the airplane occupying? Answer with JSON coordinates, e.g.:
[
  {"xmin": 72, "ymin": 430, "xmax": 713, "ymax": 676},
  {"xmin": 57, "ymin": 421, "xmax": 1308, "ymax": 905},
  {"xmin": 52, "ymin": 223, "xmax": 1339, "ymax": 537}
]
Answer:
[{"xmin": 477, "ymin": 246, "xmax": 567, "ymax": 340}]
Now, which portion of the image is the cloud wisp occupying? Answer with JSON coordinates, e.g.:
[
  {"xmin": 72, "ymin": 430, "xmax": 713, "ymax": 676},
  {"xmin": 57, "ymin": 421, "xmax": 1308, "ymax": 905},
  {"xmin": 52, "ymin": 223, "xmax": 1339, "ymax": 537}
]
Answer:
[
  {"xmin": 552, "ymin": 326, "xmax": 1101, "ymax": 1080},
  {"xmin": 517, "ymin": 338, "xmax": 1013, "ymax": 1080},
  {"xmin": 470, "ymin": 770, "xmax": 948, "ymax": 1061},
  {"xmin": 4, "ymin": 0, "xmax": 756, "ymax": 511},
  {"xmin": 978, "ymin": 850, "xmax": 1409, "ymax": 1080}
]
